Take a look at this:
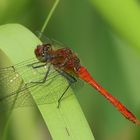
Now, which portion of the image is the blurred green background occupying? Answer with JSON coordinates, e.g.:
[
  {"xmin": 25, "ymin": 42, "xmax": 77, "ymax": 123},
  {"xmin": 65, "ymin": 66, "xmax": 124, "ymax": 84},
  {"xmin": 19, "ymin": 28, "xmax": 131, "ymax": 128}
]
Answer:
[{"xmin": 0, "ymin": 0, "xmax": 140, "ymax": 140}]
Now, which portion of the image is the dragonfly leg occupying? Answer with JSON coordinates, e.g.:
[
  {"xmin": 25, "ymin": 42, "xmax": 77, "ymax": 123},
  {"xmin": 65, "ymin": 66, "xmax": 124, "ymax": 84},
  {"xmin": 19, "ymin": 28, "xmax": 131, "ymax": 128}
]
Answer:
[
  {"xmin": 30, "ymin": 64, "xmax": 51, "ymax": 84},
  {"xmin": 28, "ymin": 61, "xmax": 46, "ymax": 69},
  {"xmin": 56, "ymin": 70, "xmax": 77, "ymax": 108},
  {"xmin": 57, "ymin": 83, "xmax": 71, "ymax": 108}
]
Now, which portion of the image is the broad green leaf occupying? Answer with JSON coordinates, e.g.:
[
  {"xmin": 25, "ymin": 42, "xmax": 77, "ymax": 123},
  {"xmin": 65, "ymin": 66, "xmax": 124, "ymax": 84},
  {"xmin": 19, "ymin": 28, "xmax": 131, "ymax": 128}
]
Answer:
[{"xmin": 0, "ymin": 24, "xmax": 94, "ymax": 140}]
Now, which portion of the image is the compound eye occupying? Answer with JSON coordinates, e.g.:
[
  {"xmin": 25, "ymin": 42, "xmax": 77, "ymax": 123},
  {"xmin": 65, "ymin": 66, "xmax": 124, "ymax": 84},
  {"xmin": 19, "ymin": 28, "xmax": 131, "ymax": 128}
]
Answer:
[
  {"xmin": 35, "ymin": 45, "xmax": 43, "ymax": 57},
  {"xmin": 43, "ymin": 44, "xmax": 51, "ymax": 51}
]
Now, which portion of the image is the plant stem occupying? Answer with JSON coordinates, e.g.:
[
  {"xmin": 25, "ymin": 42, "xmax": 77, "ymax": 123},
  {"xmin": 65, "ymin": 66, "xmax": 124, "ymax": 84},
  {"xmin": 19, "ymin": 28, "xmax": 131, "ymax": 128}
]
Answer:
[{"xmin": 39, "ymin": 0, "xmax": 60, "ymax": 38}]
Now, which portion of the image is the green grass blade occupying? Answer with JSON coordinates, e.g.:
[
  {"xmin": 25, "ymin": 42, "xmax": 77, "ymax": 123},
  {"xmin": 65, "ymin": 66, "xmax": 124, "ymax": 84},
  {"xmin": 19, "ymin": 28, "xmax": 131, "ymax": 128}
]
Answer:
[
  {"xmin": 0, "ymin": 24, "xmax": 94, "ymax": 140},
  {"xmin": 90, "ymin": 0, "xmax": 140, "ymax": 52},
  {"xmin": 40, "ymin": 0, "xmax": 60, "ymax": 35}
]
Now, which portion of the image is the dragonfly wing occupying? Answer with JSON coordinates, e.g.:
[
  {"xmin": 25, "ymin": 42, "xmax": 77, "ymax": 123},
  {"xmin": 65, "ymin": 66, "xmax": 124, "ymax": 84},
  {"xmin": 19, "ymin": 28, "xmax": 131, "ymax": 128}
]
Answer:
[
  {"xmin": 35, "ymin": 31, "xmax": 69, "ymax": 49},
  {"xmin": 35, "ymin": 31, "xmax": 53, "ymax": 45},
  {"xmin": 0, "ymin": 60, "xmax": 73, "ymax": 112},
  {"xmin": 0, "ymin": 67, "xmax": 35, "ymax": 112},
  {"xmin": 71, "ymin": 77, "xmax": 84, "ymax": 92}
]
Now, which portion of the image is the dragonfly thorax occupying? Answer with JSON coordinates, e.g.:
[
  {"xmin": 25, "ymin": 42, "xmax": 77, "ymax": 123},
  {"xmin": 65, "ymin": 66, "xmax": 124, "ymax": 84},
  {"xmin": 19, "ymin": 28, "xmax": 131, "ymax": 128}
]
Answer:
[
  {"xmin": 50, "ymin": 48, "xmax": 81, "ymax": 75},
  {"xmin": 35, "ymin": 44, "xmax": 81, "ymax": 76}
]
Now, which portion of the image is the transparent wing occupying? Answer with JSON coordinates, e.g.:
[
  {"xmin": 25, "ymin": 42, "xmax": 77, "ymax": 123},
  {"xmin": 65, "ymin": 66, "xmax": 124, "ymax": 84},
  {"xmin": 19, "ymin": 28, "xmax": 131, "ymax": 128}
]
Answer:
[
  {"xmin": 36, "ymin": 31, "xmax": 69, "ymax": 49},
  {"xmin": 0, "ymin": 58, "xmax": 72, "ymax": 112},
  {"xmin": 0, "ymin": 65, "xmax": 35, "ymax": 112}
]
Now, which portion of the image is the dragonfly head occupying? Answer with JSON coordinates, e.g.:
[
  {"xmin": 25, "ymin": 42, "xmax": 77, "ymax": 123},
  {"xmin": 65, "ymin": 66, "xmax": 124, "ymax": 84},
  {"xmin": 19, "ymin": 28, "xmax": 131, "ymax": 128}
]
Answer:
[{"xmin": 35, "ymin": 44, "xmax": 52, "ymax": 62}]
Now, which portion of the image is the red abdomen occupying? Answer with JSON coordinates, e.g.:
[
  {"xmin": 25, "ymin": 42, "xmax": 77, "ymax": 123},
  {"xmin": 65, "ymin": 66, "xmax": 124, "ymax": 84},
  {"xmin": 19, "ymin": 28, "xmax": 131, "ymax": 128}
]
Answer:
[{"xmin": 77, "ymin": 66, "xmax": 140, "ymax": 125}]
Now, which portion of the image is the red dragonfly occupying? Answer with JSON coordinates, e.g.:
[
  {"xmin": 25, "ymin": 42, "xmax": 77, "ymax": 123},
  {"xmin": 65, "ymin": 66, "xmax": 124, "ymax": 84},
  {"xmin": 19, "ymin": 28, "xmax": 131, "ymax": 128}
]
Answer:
[
  {"xmin": 0, "ymin": 39, "xmax": 139, "ymax": 125},
  {"xmin": 34, "ymin": 43, "xmax": 140, "ymax": 125}
]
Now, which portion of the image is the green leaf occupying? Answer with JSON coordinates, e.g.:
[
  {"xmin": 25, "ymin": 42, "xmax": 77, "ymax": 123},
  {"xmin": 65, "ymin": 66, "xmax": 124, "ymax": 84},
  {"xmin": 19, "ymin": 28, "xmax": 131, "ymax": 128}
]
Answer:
[
  {"xmin": 0, "ymin": 24, "xmax": 94, "ymax": 140},
  {"xmin": 90, "ymin": 0, "xmax": 140, "ymax": 52}
]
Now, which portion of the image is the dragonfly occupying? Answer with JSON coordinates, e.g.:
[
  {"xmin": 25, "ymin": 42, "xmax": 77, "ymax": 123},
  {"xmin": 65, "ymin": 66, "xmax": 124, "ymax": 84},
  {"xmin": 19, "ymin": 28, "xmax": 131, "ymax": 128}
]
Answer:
[{"xmin": 0, "ymin": 39, "xmax": 139, "ymax": 125}]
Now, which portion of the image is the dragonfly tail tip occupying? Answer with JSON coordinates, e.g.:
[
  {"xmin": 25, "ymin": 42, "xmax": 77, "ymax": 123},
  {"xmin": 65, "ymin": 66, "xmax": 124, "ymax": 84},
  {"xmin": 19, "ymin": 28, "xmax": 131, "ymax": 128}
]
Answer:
[{"xmin": 135, "ymin": 119, "xmax": 140, "ymax": 125}]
